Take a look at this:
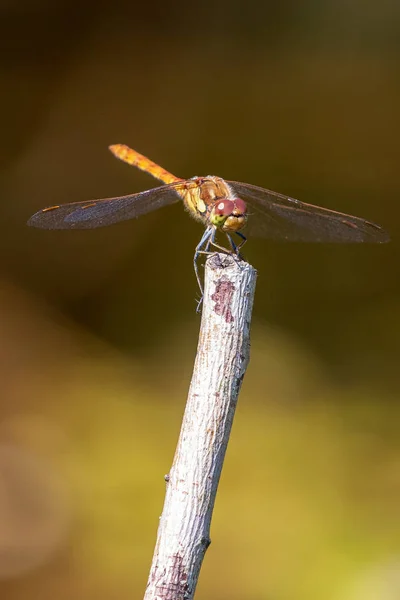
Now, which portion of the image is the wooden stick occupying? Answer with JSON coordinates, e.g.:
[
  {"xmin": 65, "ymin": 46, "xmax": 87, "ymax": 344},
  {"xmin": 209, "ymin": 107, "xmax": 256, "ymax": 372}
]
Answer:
[{"xmin": 144, "ymin": 253, "xmax": 257, "ymax": 600}]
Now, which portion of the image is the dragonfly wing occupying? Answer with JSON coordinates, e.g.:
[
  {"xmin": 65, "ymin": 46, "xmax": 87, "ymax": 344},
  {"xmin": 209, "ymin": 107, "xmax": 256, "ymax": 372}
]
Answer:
[
  {"xmin": 27, "ymin": 183, "xmax": 184, "ymax": 230},
  {"xmin": 227, "ymin": 181, "xmax": 389, "ymax": 243}
]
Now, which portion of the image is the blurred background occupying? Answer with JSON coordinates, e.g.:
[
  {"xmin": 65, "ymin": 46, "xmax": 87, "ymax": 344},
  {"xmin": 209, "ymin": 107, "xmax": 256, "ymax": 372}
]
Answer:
[{"xmin": 0, "ymin": 0, "xmax": 399, "ymax": 598}]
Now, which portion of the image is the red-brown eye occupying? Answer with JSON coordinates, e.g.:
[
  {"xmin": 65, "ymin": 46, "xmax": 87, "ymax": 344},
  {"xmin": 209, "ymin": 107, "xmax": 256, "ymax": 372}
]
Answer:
[
  {"xmin": 234, "ymin": 198, "xmax": 247, "ymax": 214},
  {"xmin": 214, "ymin": 199, "xmax": 235, "ymax": 216}
]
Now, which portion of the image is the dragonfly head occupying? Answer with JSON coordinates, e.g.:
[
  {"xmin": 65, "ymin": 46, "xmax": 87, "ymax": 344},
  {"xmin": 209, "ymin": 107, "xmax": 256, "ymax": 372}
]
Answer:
[{"xmin": 210, "ymin": 198, "xmax": 247, "ymax": 232}]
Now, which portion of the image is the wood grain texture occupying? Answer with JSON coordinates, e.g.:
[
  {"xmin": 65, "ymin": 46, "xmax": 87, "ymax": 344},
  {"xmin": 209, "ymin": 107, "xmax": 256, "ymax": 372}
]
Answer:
[{"xmin": 144, "ymin": 253, "xmax": 257, "ymax": 600}]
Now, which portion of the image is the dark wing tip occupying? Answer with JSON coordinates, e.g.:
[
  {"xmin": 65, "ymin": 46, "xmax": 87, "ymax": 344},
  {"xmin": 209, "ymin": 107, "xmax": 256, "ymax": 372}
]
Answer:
[
  {"xmin": 27, "ymin": 206, "xmax": 64, "ymax": 229},
  {"xmin": 362, "ymin": 220, "xmax": 390, "ymax": 243},
  {"xmin": 27, "ymin": 208, "xmax": 53, "ymax": 229}
]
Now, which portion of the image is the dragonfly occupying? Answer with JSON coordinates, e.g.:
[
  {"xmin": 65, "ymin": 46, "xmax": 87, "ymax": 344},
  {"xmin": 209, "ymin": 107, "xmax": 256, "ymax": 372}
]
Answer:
[{"xmin": 28, "ymin": 144, "xmax": 389, "ymax": 303}]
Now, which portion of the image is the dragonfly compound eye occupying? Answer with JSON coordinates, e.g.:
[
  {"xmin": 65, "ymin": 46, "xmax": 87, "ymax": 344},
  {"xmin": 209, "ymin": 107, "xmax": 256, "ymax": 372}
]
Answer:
[
  {"xmin": 233, "ymin": 198, "xmax": 247, "ymax": 215},
  {"xmin": 210, "ymin": 199, "xmax": 236, "ymax": 228},
  {"xmin": 214, "ymin": 199, "xmax": 235, "ymax": 216}
]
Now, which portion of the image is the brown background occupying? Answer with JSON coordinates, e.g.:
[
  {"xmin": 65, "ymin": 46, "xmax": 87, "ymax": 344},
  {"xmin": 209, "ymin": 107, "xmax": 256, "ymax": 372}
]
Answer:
[{"xmin": 0, "ymin": 1, "xmax": 399, "ymax": 598}]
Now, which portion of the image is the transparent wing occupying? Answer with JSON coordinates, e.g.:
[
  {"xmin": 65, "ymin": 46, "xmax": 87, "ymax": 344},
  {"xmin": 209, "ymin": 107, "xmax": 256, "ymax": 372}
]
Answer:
[
  {"xmin": 227, "ymin": 181, "xmax": 389, "ymax": 243},
  {"xmin": 27, "ymin": 181, "xmax": 187, "ymax": 230}
]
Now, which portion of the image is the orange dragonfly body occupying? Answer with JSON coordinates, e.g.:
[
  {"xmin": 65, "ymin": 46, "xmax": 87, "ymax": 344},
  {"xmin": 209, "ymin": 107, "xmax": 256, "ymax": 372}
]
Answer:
[{"xmin": 28, "ymin": 144, "xmax": 389, "ymax": 298}]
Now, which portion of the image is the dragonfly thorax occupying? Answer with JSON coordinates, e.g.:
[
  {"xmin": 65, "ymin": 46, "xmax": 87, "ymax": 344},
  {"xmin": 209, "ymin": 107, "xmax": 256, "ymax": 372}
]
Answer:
[{"xmin": 209, "ymin": 197, "xmax": 247, "ymax": 232}]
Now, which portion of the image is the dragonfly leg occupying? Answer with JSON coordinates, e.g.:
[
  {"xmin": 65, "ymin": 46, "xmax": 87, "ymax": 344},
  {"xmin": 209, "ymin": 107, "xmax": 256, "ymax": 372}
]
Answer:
[
  {"xmin": 224, "ymin": 231, "xmax": 247, "ymax": 259},
  {"xmin": 204, "ymin": 235, "xmax": 213, "ymax": 253},
  {"xmin": 233, "ymin": 231, "xmax": 247, "ymax": 260},
  {"xmin": 196, "ymin": 231, "xmax": 216, "ymax": 256},
  {"xmin": 235, "ymin": 231, "xmax": 247, "ymax": 251},
  {"xmin": 194, "ymin": 227, "xmax": 215, "ymax": 310},
  {"xmin": 226, "ymin": 232, "xmax": 247, "ymax": 254},
  {"xmin": 222, "ymin": 232, "xmax": 247, "ymax": 265},
  {"xmin": 208, "ymin": 239, "xmax": 232, "ymax": 254},
  {"xmin": 227, "ymin": 234, "xmax": 238, "ymax": 253}
]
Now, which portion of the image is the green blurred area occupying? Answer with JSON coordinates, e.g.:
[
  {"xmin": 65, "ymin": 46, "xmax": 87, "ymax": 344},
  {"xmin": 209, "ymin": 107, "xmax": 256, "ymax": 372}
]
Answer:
[{"xmin": 0, "ymin": 1, "xmax": 399, "ymax": 598}]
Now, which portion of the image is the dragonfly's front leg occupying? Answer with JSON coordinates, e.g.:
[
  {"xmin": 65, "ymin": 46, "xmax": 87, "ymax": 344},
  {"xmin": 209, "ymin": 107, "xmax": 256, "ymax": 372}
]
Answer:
[
  {"xmin": 226, "ymin": 231, "xmax": 247, "ymax": 260},
  {"xmin": 194, "ymin": 227, "xmax": 215, "ymax": 311},
  {"xmin": 234, "ymin": 231, "xmax": 247, "ymax": 252}
]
